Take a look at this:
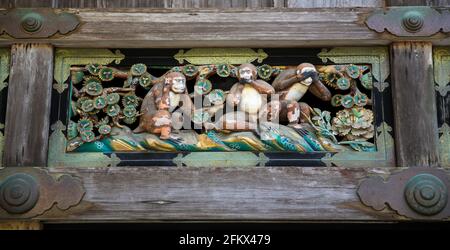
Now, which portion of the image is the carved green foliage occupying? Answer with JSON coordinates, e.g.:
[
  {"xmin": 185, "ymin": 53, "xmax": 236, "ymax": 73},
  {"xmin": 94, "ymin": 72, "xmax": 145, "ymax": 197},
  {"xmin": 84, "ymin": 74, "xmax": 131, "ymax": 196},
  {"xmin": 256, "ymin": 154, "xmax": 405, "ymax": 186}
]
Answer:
[
  {"xmin": 318, "ymin": 47, "xmax": 389, "ymax": 92},
  {"xmin": 0, "ymin": 48, "xmax": 10, "ymax": 92},
  {"xmin": 48, "ymin": 121, "xmax": 120, "ymax": 168},
  {"xmin": 321, "ymin": 122, "xmax": 395, "ymax": 167},
  {"xmin": 433, "ymin": 47, "xmax": 450, "ymax": 96},
  {"xmin": 173, "ymin": 152, "xmax": 269, "ymax": 167},
  {"xmin": 174, "ymin": 48, "xmax": 268, "ymax": 65},
  {"xmin": 54, "ymin": 49, "xmax": 125, "ymax": 93},
  {"xmin": 439, "ymin": 123, "xmax": 450, "ymax": 168}
]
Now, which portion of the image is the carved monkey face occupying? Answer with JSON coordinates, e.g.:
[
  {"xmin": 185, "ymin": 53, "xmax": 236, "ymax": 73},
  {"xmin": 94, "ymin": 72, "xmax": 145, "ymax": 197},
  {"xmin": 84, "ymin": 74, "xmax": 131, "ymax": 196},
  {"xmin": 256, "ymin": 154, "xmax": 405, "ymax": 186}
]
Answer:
[
  {"xmin": 165, "ymin": 72, "xmax": 187, "ymax": 93},
  {"xmin": 238, "ymin": 64, "xmax": 256, "ymax": 84},
  {"xmin": 171, "ymin": 76, "xmax": 186, "ymax": 93}
]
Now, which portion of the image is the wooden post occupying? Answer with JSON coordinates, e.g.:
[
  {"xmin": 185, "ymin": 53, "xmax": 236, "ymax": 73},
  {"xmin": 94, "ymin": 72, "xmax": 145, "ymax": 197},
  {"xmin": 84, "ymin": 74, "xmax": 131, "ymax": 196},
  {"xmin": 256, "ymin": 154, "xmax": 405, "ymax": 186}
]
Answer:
[
  {"xmin": 390, "ymin": 42, "xmax": 440, "ymax": 167},
  {"xmin": 3, "ymin": 44, "xmax": 54, "ymax": 167}
]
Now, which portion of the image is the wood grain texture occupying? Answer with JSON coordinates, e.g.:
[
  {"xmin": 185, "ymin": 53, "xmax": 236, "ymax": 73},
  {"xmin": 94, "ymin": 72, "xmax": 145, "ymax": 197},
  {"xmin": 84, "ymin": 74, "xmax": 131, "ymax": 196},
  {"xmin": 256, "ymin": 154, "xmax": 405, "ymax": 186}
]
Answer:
[
  {"xmin": 0, "ymin": 221, "xmax": 42, "ymax": 230},
  {"xmin": 287, "ymin": 0, "xmax": 385, "ymax": 8},
  {"xmin": 0, "ymin": 0, "xmax": 284, "ymax": 8},
  {"xmin": 390, "ymin": 42, "xmax": 440, "ymax": 167},
  {"xmin": 37, "ymin": 166, "xmax": 406, "ymax": 221},
  {"xmin": 386, "ymin": 0, "xmax": 450, "ymax": 6},
  {"xmin": 3, "ymin": 44, "xmax": 53, "ymax": 167},
  {"xmin": 0, "ymin": 8, "xmax": 393, "ymax": 48}
]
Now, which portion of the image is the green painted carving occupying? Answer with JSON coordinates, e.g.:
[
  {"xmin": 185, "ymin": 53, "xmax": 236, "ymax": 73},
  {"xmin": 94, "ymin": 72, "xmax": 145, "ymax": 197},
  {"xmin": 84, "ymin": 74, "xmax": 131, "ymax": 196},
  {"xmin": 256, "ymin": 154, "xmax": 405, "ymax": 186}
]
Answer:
[
  {"xmin": 54, "ymin": 49, "xmax": 125, "ymax": 93},
  {"xmin": 0, "ymin": 48, "xmax": 10, "ymax": 92},
  {"xmin": 173, "ymin": 152, "xmax": 269, "ymax": 167},
  {"xmin": 48, "ymin": 121, "xmax": 120, "ymax": 168},
  {"xmin": 174, "ymin": 48, "xmax": 268, "ymax": 65},
  {"xmin": 318, "ymin": 47, "xmax": 389, "ymax": 92},
  {"xmin": 439, "ymin": 123, "xmax": 450, "ymax": 168},
  {"xmin": 433, "ymin": 47, "xmax": 450, "ymax": 96},
  {"xmin": 321, "ymin": 122, "xmax": 395, "ymax": 167}
]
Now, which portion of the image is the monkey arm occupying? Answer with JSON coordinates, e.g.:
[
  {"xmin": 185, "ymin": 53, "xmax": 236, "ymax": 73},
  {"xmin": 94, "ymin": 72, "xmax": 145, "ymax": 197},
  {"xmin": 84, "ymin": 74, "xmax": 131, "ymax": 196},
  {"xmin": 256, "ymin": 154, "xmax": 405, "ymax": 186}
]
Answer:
[
  {"xmin": 251, "ymin": 80, "xmax": 275, "ymax": 95},
  {"xmin": 272, "ymin": 69, "xmax": 300, "ymax": 91},
  {"xmin": 226, "ymin": 83, "xmax": 244, "ymax": 107},
  {"xmin": 309, "ymin": 79, "xmax": 332, "ymax": 101}
]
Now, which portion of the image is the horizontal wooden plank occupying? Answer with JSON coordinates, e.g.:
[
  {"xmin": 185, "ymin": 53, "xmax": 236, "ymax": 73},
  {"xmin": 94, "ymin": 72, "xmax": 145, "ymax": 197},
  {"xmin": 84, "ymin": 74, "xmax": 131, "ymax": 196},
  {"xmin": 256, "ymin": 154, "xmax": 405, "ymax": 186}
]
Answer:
[
  {"xmin": 0, "ymin": 8, "xmax": 439, "ymax": 48},
  {"xmin": 0, "ymin": 0, "xmax": 284, "ymax": 9},
  {"xmin": 37, "ymin": 166, "xmax": 406, "ymax": 221}
]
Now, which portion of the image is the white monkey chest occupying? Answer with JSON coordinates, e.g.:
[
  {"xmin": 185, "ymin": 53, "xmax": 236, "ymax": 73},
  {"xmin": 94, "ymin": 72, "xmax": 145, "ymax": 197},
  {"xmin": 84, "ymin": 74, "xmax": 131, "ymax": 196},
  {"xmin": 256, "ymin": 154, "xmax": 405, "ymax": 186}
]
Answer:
[
  {"xmin": 285, "ymin": 83, "xmax": 309, "ymax": 102},
  {"xmin": 239, "ymin": 84, "xmax": 262, "ymax": 114}
]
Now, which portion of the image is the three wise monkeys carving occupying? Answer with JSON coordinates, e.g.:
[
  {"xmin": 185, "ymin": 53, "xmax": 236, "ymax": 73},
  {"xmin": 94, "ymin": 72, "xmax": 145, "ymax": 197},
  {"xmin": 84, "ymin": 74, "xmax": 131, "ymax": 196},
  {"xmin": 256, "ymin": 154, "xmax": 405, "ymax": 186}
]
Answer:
[{"xmin": 133, "ymin": 63, "xmax": 332, "ymax": 139}]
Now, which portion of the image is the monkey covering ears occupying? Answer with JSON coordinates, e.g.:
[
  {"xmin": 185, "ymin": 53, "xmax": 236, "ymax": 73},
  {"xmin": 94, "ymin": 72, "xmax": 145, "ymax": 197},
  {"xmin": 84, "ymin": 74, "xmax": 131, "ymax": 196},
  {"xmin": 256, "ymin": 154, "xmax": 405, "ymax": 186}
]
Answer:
[
  {"xmin": 270, "ymin": 63, "xmax": 332, "ymax": 123},
  {"xmin": 134, "ymin": 72, "xmax": 194, "ymax": 139}
]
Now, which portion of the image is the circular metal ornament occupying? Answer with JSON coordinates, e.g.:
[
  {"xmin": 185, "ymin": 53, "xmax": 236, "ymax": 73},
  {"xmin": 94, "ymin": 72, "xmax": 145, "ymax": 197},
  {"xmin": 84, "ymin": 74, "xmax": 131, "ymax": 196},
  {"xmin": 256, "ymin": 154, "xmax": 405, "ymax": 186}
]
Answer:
[
  {"xmin": 345, "ymin": 65, "xmax": 361, "ymax": 79},
  {"xmin": 20, "ymin": 13, "xmax": 43, "ymax": 33},
  {"xmin": 98, "ymin": 124, "xmax": 112, "ymax": 135},
  {"xmin": 123, "ymin": 105, "xmax": 137, "ymax": 118},
  {"xmin": 71, "ymin": 71, "xmax": 85, "ymax": 84},
  {"xmin": 217, "ymin": 64, "xmax": 231, "ymax": 78},
  {"xmin": 85, "ymin": 64, "xmax": 102, "ymax": 75},
  {"xmin": 122, "ymin": 94, "xmax": 140, "ymax": 107},
  {"xmin": 402, "ymin": 10, "xmax": 424, "ymax": 33},
  {"xmin": 336, "ymin": 77, "xmax": 351, "ymax": 90},
  {"xmin": 207, "ymin": 89, "xmax": 226, "ymax": 105},
  {"xmin": 85, "ymin": 82, "xmax": 103, "ymax": 96},
  {"xmin": 106, "ymin": 93, "xmax": 120, "ymax": 105},
  {"xmin": 0, "ymin": 173, "xmax": 40, "ymax": 214},
  {"xmin": 131, "ymin": 63, "xmax": 147, "ymax": 76},
  {"xmin": 123, "ymin": 116, "xmax": 137, "ymax": 125},
  {"xmin": 182, "ymin": 64, "xmax": 198, "ymax": 78},
  {"xmin": 106, "ymin": 104, "xmax": 121, "ymax": 117},
  {"xmin": 81, "ymin": 99, "xmax": 95, "ymax": 112},
  {"xmin": 341, "ymin": 95, "xmax": 354, "ymax": 108},
  {"xmin": 192, "ymin": 110, "xmax": 210, "ymax": 124},
  {"xmin": 354, "ymin": 93, "xmax": 369, "ymax": 107},
  {"xmin": 257, "ymin": 64, "xmax": 273, "ymax": 80},
  {"xmin": 360, "ymin": 72, "xmax": 373, "ymax": 90},
  {"xmin": 94, "ymin": 96, "xmax": 107, "ymax": 109},
  {"xmin": 80, "ymin": 130, "xmax": 96, "ymax": 142},
  {"xmin": 404, "ymin": 174, "xmax": 448, "ymax": 215},
  {"xmin": 76, "ymin": 97, "xmax": 90, "ymax": 109},
  {"xmin": 331, "ymin": 94, "xmax": 343, "ymax": 107},
  {"xmin": 194, "ymin": 79, "xmax": 212, "ymax": 95},
  {"xmin": 98, "ymin": 67, "xmax": 115, "ymax": 81},
  {"xmin": 77, "ymin": 118, "xmax": 94, "ymax": 132},
  {"xmin": 139, "ymin": 73, "xmax": 152, "ymax": 88}
]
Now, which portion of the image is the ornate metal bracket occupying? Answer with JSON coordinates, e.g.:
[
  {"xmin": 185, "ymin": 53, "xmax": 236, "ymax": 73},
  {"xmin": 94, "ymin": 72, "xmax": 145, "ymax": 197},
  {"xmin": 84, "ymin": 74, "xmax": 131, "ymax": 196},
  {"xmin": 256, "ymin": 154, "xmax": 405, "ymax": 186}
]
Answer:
[
  {"xmin": 0, "ymin": 8, "xmax": 80, "ymax": 38},
  {"xmin": 357, "ymin": 167, "xmax": 450, "ymax": 220},
  {"xmin": 0, "ymin": 168, "xmax": 85, "ymax": 219},
  {"xmin": 365, "ymin": 7, "xmax": 450, "ymax": 37}
]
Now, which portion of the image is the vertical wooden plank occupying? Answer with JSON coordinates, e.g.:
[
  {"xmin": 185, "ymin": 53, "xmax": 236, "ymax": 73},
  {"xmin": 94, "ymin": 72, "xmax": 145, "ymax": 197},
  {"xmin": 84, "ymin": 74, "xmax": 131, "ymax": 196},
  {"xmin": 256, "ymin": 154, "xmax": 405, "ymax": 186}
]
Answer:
[
  {"xmin": 390, "ymin": 42, "xmax": 440, "ymax": 167},
  {"xmin": 3, "ymin": 44, "xmax": 53, "ymax": 167}
]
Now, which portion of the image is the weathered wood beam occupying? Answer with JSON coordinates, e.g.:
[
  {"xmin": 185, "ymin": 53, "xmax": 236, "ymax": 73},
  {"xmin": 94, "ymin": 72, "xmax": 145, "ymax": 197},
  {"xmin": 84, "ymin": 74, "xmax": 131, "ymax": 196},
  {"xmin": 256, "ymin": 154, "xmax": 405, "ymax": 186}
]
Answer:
[
  {"xmin": 386, "ymin": 0, "xmax": 450, "ymax": 6},
  {"xmin": 390, "ymin": 42, "xmax": 440, "ymax": 167},
  {"xmin": 0, "ymin": 220, "xmax": 42, "ymax": 230},
  {"xmin": 37, "ymin": 166, "xmax": 405, "ymax": 221},
  {"xmin": 3, "ymin": 44, "xmax": 54, "ymax": 167},
  {"xmin": 1, "ymin": 8, "xmax": 442, "ymax": 48}
]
